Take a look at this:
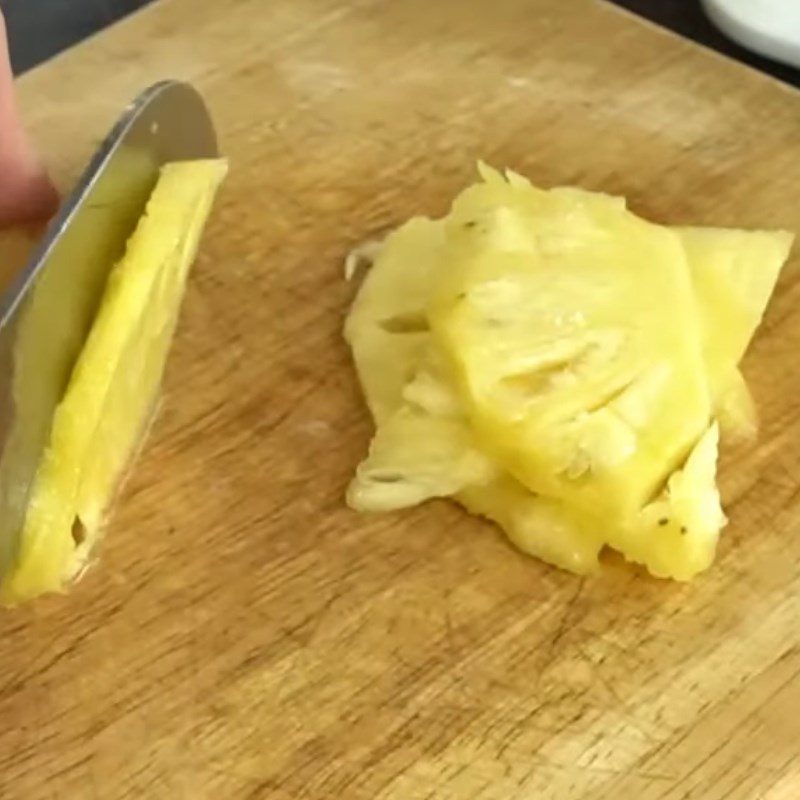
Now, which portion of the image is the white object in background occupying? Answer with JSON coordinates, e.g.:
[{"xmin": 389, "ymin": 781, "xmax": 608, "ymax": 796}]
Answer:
[{"xmin": 702, "ymin": 0, "xmax": 800, "ymax": 69}]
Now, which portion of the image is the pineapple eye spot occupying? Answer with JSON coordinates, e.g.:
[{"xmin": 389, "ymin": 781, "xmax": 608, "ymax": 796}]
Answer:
[
  {"xmin": 71, "ymin": 517, "xmax": 87, "ymax": 547},
  {"xmin": 379, "ymin": 313, "xmax": 429, "ymax": 334}
]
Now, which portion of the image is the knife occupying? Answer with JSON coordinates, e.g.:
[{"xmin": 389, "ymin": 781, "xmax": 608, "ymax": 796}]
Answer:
[{"xmin": 0, "ymin": 80, "xmax": 219, "ymax": 578}]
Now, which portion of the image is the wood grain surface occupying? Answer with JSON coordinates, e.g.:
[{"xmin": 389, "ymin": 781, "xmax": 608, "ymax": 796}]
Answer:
[{"xmin": 2, "ymin": 1, "xmax": 800, "ymax": 798}]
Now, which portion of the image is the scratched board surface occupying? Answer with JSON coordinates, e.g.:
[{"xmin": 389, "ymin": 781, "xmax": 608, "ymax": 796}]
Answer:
[{"xmin": 1, "ymin": 1, "xmax": 800, "ymax": 798}]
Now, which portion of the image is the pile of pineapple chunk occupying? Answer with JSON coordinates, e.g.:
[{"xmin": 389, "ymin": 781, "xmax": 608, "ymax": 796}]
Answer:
[{"xmin": 345, "ymin": 165, "xmax": 793, "ymax": 580}]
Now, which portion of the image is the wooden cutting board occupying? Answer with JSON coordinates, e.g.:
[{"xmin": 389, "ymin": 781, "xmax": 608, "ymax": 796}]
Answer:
[{"xmin": 3, "ymin": 1, "xmax": 800, "ymax": 798}]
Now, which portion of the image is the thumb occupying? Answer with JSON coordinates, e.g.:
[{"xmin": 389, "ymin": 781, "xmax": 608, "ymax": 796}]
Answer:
[{"xmin": 0, "ymin": 11, "xmax": 58, "ymax": 226}]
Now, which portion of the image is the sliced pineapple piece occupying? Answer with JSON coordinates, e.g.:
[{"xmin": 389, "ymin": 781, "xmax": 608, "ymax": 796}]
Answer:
[
  {"xmin": 678, "ymin": 225, "xmax": 793, "ymax": 392},
  {"xmin": 349, "ymin": 333, "xmax": 603, "ymax": 572},
  {"xmin": 347, "ymin": 405, "xmax": 496, "ymax": 512},
  {"xmin": 2, "ymin": 158, "xmax": 227, "ymax": 603},
  {"xmin": 345, "ymin": 218, "xmax": 443, "ymax": 425},
  {"xmin": 617, "ymin": 424, "xmax": 725, "ymax": 580},
  {"xmin": 458, "ymin": 478, "xmax": 603, "ymax": 575},
  {"xmin": 430, "ymin": 169, "xmax": 711, "ymax": 522},
  {"xmin": 677, "ymin": 225, "xmax": 792, "ymax": 437},
  {"xmin": 346, "ymin": 213, "xmax": 609, "ymax": 573}
]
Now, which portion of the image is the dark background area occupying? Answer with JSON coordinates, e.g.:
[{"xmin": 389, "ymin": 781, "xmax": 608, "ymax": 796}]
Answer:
[
  {"xmin": 1, "ymin": 0, "xmax": 152, "ymax": 74},
  {"xmin": 1, "ymin": 0, "xmax": 799, "ymax": 87},
  {"xmin": 612, "ymin": 0, "xmax": 800, "ymax": 87}
]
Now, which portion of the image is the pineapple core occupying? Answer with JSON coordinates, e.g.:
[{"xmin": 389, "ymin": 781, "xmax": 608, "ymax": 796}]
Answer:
[
  {"xmin": 345, "ymin": 164, "xmax": 792, "ymax": 581},
  {"xmin": 1, "ymin": 158, "xmax": 227, "ymax": 603}
]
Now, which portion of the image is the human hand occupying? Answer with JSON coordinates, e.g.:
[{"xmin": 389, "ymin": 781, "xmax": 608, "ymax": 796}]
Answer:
[{"xmin": 0, "ymin": 10, "xmax": 58, "ymax": 226}]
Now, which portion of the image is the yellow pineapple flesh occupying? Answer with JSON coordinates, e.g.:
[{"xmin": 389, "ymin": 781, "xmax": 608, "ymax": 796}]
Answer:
[
  {"xmin": 345, "ymin": 165, "xmax": 792, "ymax": 580},
  {"xmin": 429, "ymin": 170, "xmax": 712, "ymax": 524},
  {"xmin": 1, "ymin": 158, "xmax": 227, "ymax": 603}
]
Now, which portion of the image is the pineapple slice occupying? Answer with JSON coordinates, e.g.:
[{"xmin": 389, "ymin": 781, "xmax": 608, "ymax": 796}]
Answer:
[
  {"xmin": 1, "ymin": 158, "xmax": 227, "ymax": 603},
  {"xmin": 622, "ymin": 423, "xmax": 725, "ymax": 580},
  {"xmin": 347, "ymin": 229, "xmax": 492, "ymax": 511},
  {"xmin": 345, "ymin": 217, "xmax": 443, "ymax": 425},
  {"xmin": 458, "ymin": 478, "xmax": 603, "ymax": 575},
  {"xmin": 679, "ymin": 225, "xmax": 793, "ymax": 388},
  {"xmin": 346, "ymin": 216, "xmax": 606, "ymax": 573},
  {"xmin": 679, "ymin": 225, "xmax": 792, "ymax": 439},
  {"xmin": 430, "ymin": 170, "xmax": 712, "ymax": 523},
  {"xmin": 347, "ymin": 340, "xmax": 495, "ymax": 511},
  {"xmin": 346, "ymin": 166, "xmax": 792, "ymax": 580}
]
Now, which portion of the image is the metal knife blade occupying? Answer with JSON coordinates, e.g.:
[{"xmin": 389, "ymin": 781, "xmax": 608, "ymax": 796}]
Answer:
[{"xmin": 0, "ymin": 80, "xmax": 218, "ymax": 576}]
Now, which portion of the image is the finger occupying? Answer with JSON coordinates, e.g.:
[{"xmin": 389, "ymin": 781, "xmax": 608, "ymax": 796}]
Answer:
[{"xmin": 0, "ymin": 10, "xmax": 59, "ymax": 226}]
